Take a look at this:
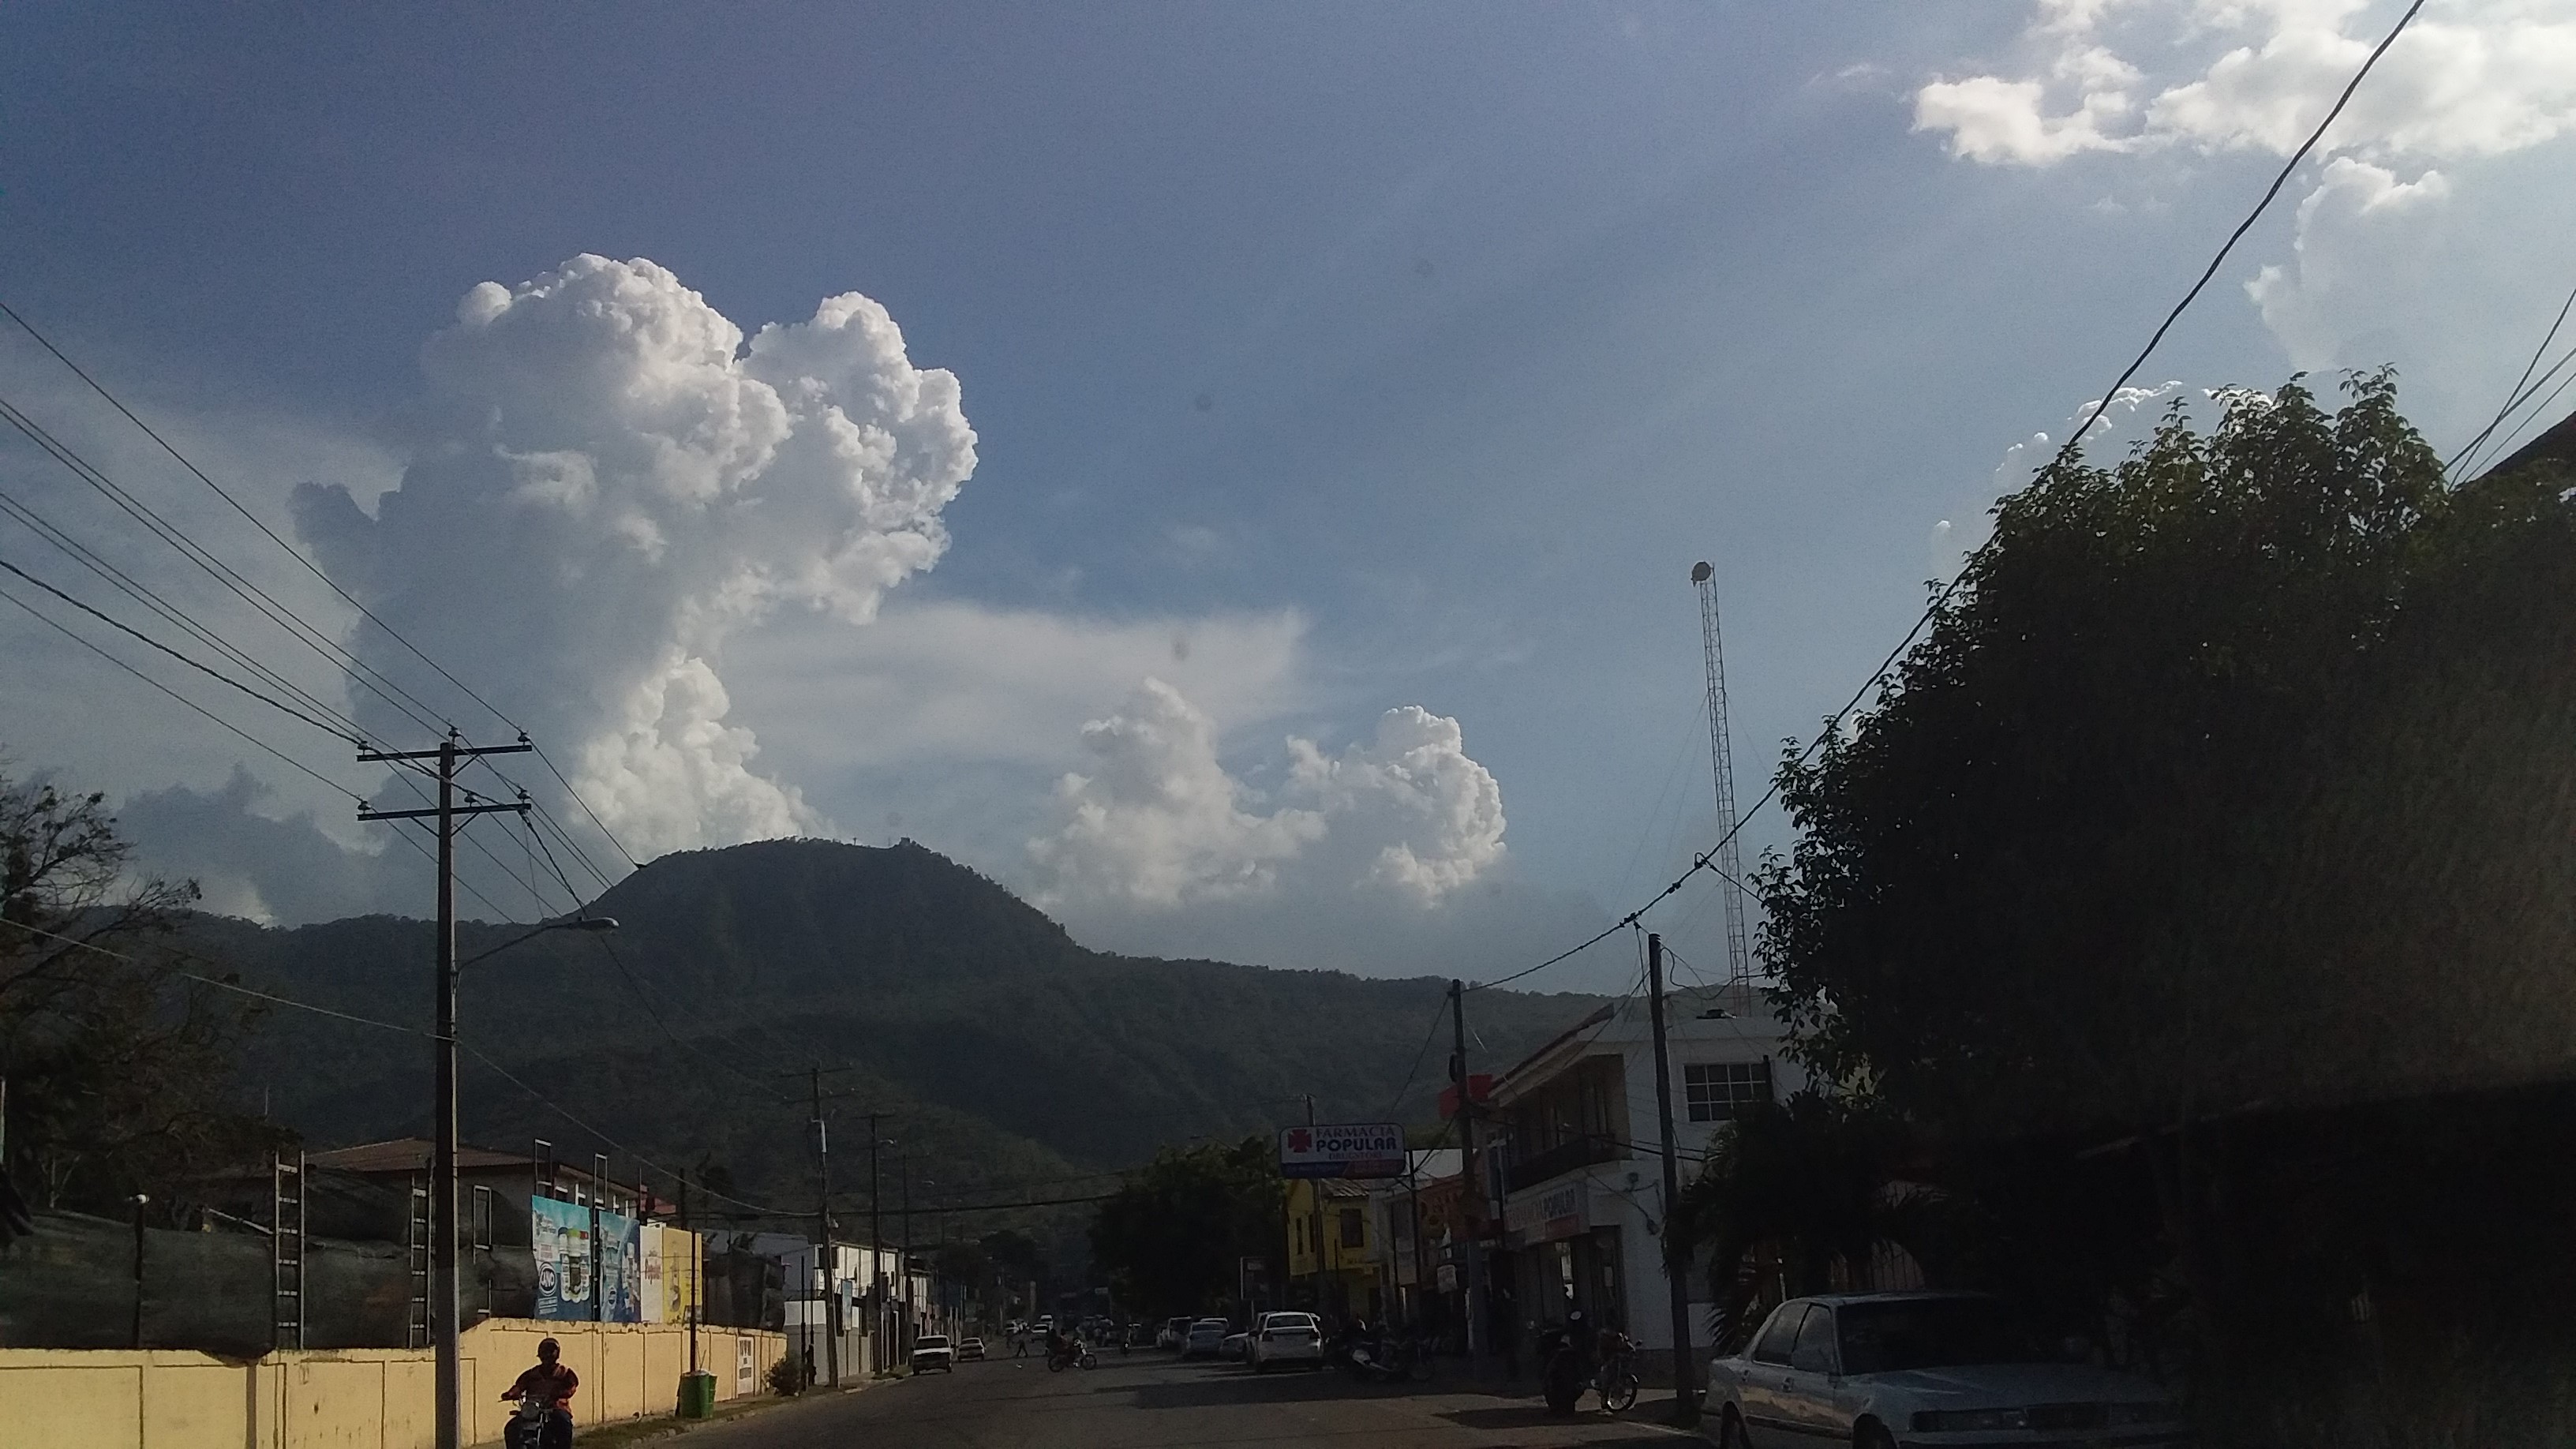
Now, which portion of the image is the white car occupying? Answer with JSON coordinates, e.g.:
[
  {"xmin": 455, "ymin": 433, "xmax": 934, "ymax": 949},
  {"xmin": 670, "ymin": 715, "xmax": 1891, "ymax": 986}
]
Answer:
[
  {"xmin": 1183, "ymin": 1317, "xmax": 1230, "ymax": 1357},
  {"xmin": 957, "ymin": 1336, "xmax": 986, "ymax": 1361},
  {"xmin": 1706, "ymin": 1293, "xmax": 2187, "ymax": 1448},
  {"xmin": 1159, "ymin": 1315, "xmax": 1193, "ymax": 1350},
  {"xmin": 1248, "ymin": 1311, "xmax": 1324, "ymax": 1372},
  {"xmin": 909, "ymin": 1333, "xmax": 956, "ymax": 1373}
]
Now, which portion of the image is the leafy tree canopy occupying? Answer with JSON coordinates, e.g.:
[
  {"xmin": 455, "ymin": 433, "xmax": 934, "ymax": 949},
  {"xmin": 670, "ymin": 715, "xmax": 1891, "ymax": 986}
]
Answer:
[
  {"xmin": 1087, "ymin": 1135, "xmax": 1278, "ymax": 1319},
  {"xmin": 0, "ymin": 762, "xmax": 274, "ymax": 1216},
  {"xmin": 1759, "ymin": 373, "xmax": 2576, "ymax": 1138}
]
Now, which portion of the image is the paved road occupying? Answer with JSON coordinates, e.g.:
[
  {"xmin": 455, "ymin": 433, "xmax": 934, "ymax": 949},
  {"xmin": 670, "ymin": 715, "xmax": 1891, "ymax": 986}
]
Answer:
[{"xmin": 677, "ymin": 1352, "xmax": 1714, "ymax": 1449}]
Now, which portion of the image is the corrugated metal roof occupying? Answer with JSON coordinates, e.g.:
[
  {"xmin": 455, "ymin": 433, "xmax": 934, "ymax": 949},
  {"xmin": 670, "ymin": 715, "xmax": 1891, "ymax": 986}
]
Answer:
[{"xmin": 305, "ymin": 1137, "xmax": 533, "ymax": 1175}]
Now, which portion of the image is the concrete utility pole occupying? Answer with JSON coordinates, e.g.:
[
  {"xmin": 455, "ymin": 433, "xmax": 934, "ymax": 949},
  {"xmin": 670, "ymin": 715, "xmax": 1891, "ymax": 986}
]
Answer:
[
  {"xmin": 1449, "ymin": 979, "xmax": 1491, "ymax": 1374},
  {"xmin": 1303, "ymin": 1094, "xmax": 1330, "ymax": 1317},
  {"xmin": 868, "ymin": 1118, "xmax": 886, "ymax": 1372},
  {"xmin": 358, "ymin": 732, "xmax": 531, "ymax": 1449},
  {"xmin": 900, "ymin": 1157, "xmax": 914, "ymax": 1357},
  {"xmin": 808, "ymin": 1067, "xmax": 840, "ymax": 1388},
  {"xmin": 1646, "ymin": 934, "xmax": 1700, "ymax": 1425}
]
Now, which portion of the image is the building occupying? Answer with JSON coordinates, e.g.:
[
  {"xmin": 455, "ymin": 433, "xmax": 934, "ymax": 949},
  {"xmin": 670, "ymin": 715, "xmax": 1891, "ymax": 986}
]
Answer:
[
  {"xmin": 1284, "ymin": 1178, "xmax": 1380, "ymax": 1320},
  {"xmin": 1485, "ymin": 979, "xmax": 1807, "ymax": 1380},
  {"xmin": 1364, "ymin": 1148, "xmax": 1462, "ymax": 1327}
]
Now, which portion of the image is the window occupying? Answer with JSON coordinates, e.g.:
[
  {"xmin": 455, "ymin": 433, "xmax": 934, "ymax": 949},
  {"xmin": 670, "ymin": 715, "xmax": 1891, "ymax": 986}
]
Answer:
[
  {"xmin": 1339, "ymin": 1208, "xmax": 1365, "ymax": 1249},
  {"xmin": 1791, "ymin": 1306, "xmax": 1838, "ymax": 1374},
  {"xmin": 1684, "ymin": 1059, "xmax": 1772, "ymax": 1122},
  {"xmin": 1750, "ymin": 1305, "xmax": 1807, "ymax": 1366}
]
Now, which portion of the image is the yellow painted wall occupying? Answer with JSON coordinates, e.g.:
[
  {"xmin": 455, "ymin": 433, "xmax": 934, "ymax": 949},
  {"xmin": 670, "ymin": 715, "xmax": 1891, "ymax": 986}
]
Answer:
[{"xmin": 0, "ymin": 1319, "xmax": 786, "ymax": 1449}]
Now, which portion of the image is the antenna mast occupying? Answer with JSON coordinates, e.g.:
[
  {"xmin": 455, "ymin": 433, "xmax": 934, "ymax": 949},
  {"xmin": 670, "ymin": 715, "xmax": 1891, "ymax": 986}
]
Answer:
[{"xmin": 1691, "ymin": 562, "xmax": 1751, "ymax": 986}]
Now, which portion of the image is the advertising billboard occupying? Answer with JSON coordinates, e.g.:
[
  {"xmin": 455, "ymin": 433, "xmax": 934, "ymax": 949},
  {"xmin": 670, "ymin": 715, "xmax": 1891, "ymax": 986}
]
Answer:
[
  {"xmin": 638, "ymin": 1222, "xmax": 667, "ymax": 1324},
  {"xmin": 1277, "ymin": 1122, "xmax": 1407, "ymax": 1179},
  {"xmin": 530, "ymin": 1196, "xmax": 593, "ymax": 1321},
  {"xmin": 597, "ymin": 1208, "xmax": 643, "ymax": 1323}
]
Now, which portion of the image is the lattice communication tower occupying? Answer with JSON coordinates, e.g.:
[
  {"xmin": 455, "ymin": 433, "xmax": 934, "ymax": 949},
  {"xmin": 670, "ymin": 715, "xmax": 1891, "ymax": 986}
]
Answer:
[{"xmin": 1692, "ymin": 561, "xmax": 1751, "ymax": 986}]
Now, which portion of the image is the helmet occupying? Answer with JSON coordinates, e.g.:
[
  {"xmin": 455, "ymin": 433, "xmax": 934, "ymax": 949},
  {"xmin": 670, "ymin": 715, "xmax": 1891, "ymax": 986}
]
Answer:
[{"xmin": 537, "ymin": 1337, "xmax": 561, "ymax": 1360}]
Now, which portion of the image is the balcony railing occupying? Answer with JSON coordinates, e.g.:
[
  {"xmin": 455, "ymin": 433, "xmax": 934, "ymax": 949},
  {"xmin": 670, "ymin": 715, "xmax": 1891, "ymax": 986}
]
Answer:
[{"xmin": 1503, "ymin": 1133, "xmax": 1621, "ymax": 1193}]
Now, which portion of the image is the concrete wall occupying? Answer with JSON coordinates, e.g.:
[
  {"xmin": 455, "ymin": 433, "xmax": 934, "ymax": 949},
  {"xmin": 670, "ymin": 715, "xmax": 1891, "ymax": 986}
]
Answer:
[{"xmin": 0, "ymin": 1316, "xmax": 787, "ymax": 1449}]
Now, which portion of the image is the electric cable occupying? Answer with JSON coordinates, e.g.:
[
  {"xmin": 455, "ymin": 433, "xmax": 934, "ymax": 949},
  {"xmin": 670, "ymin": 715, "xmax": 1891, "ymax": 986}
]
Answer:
[
  {"xmin": 1471, "ymin": 0, "xmax": 2432, "ymax": 995},
  {"xmin": 2451, "ymin": 277, "xmax": 2576, "ymax": 476},
  {"xmin": 0, "ymin": 300, "xmax": 648, "ymax": 871}
]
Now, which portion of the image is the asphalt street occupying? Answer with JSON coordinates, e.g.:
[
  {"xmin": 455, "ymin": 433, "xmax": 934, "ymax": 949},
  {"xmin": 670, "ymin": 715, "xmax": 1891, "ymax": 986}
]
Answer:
[{"xmin": 672, "ymin": 1351, "xmax": 1715, "ymax": 1449}]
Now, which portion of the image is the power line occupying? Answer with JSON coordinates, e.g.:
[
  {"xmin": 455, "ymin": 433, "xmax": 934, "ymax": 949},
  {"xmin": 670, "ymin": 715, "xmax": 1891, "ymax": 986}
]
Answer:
[
  {"xmin": 0, "ymin": 483, "xmax": 373, "ymax": 741},
  {"xmin": 0, "ymin": 554, "xmax": 358, "ymax": 742},
  {"xmin": 2460, "ymin": 341, "xmax": 2576, "ymax": 479},
  {"xmin": 0, "ymin": 915, "xmax": 431, "ymax": 1038},
  {"xmin": 0, "ymin": 577, "xmax": 367, "ymax": 806},
  {"xmin": 1472, "ymin": 0, "xmax": 2432, "ymax": 995},
  {"xmin": 2059, "ymin": 0, "xmax": 2428, "ymax": 461},
  {"xmin": 0, "ymin": 390, "xmax": 451, "ymax": 737},
  {"xmin": 2451, "ymin": 275, "xmax": 2576, "ymax": 477},
  {"xmin": 0, "ymin": 300, "xmax": 647, "ymax": 874},
  {"xmin": 1376, "ymin": 998, "xmax": 1451, "ymax": 1121},
  {"xmin": 455, "ymin": 1042, "xmax": 792, "ymax": 1216}
]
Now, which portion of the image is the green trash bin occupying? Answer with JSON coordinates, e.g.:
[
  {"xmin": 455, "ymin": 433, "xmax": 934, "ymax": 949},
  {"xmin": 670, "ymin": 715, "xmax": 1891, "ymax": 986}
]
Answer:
[{"xmin": 678, "ymin": 1370, "xmax": 718, "ymax": 1420}]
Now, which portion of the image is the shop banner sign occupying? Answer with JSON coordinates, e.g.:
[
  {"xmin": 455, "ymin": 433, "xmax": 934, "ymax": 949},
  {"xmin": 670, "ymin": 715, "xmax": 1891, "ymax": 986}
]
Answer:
[
  {"xmin": 1278, "ymin": 1122, "xmax": 1406, "ymax": 1179},
  {"xmin": 531, "ymin": 1196, "xmax": 593, "ymax": 1321},
  {"xmin": 597, "ymin": 1208, "xmax": 643, "ymax": 1323},
  {"xmin": 1503, "ymin": 1179, "xmax": 1589, "ymax": 1245}
]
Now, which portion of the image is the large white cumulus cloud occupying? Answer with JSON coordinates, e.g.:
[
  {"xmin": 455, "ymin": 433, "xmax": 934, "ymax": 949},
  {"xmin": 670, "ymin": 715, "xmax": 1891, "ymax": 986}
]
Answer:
[
  {"xmin": 293, "ymin": 256, "xmax": 975, "ymax": 853},
  {"xmin": 1914, "ymin": 1, "xmax": 2576, "ymax": 167},
  {"xmin": 1029, "ymin": 678, "xmax": 1507, "ymax": 912}
]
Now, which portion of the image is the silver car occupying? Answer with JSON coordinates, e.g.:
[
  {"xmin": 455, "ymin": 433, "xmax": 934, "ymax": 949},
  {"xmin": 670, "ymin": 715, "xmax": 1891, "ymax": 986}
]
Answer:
[
  {"xmin": 1705, "ymin": 1293, "xmax": 2186, "ymax": 1447},
  {"xmin": 1183, "ymin": 1316, "xmax": 1230, "ymax": 1358}
]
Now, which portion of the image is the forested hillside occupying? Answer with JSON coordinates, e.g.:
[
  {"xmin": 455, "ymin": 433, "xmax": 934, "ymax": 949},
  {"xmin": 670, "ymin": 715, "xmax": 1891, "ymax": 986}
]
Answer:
[{"xmin": 197, "ymin": 839, "xmax": 1601, "ymax": 1246}]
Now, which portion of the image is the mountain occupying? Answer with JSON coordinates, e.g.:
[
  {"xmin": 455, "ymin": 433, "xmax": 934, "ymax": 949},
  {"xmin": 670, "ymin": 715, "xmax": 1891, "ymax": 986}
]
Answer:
[{"xmin": 198, "ymin": 839, "xmax": 1604, "ymax": 1252}]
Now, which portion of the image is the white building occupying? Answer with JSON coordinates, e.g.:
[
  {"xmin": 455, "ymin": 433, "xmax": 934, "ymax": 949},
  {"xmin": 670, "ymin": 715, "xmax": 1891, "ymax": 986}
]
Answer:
[{"xmin": 1485, "ymin": 979, "xmax": 1806, "ymax": 1380}]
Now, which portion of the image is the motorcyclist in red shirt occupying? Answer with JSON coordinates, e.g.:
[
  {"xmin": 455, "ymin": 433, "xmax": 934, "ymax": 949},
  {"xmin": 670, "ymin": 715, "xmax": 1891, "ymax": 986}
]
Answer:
[{"xmin": 502, "ymin": 1337, "xmax": 578, "ymax": 1448}]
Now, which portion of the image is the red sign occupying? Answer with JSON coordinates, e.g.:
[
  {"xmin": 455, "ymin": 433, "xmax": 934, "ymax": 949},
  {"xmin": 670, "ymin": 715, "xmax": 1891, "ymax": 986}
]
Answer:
[{"xmin": 1437, "ymin": 1074, "xmax": 1493, "ymax": 1119}]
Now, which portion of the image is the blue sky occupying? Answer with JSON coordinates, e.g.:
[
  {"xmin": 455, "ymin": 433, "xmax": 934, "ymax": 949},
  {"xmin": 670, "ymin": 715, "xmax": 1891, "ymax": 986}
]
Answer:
[{"xmin": 3, "ymin": 2, "xmax": 2569, "ymax": 990}]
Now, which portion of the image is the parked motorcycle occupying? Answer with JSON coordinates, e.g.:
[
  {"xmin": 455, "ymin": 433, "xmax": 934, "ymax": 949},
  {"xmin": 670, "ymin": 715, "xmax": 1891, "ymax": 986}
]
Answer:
[
  {"xmin": 1344, "ymin": 1331, "xmax": 1436, "ymax": 1384},
  {"xmin": 1537, "ymin": 1324, "xmax": 1586, "ymax": 1416},
  {"xmin": 1591, "ymin": 1329, "xmax": 1640, "ymax": 1415}
]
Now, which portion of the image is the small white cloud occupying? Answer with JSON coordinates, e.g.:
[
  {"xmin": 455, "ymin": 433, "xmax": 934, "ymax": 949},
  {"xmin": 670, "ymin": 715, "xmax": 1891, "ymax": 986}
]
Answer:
[{"xmin": 1029, "ymin": 679, "xmax": 1506, "ymax": 912}]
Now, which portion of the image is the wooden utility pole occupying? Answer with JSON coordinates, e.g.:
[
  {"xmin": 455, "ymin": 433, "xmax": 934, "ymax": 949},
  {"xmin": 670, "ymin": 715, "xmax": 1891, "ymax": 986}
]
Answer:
[
  {"xmin": 868, "ymin": 1118, "xmax": 885, "ymax": 1374},
  {"xmin": 1449, "ymin": 979, "xmax": 1490, "ymax": 1373},
  {"xmin": 1646, "ymin": 934, "xmax": 1699, "ymax": 1425},
  {"xmin": 358, "ymin": 732, "xmax": 530, "ymax": 1449}
]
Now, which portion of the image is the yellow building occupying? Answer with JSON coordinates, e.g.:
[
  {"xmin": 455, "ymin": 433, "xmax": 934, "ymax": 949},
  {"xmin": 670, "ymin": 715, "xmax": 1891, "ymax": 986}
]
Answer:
[{"xmin": 1284, "ymin": 1179, "xmax": 1381, "ymax": 1321}]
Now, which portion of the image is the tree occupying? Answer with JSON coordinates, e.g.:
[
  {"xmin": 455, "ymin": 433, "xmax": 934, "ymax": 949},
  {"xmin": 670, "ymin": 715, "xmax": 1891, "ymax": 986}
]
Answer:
[
  {"xmin": 1761, "ymin": 373, "xmax": 2576, "ymax": 1138},
  {"xmin": 1752, "ymin": 373, "xmax": 2576, "ymax": 1383},
  {"xmin": 1672, "ymin": 1091, "xmax": 1933, "ymax": 1349},
  {"xmin": 1087, "ymin": 1135, "xmax": 1279, "ymax": 1318},
  {"xmin": 0, "ymin": 763, "xmax": 274, "ymax": 1216}
]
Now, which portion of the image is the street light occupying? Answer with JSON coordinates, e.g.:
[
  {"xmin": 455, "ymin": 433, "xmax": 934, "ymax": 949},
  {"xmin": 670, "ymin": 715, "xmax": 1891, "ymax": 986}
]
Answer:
[
  {"xmin": 431, "ymin": 912, "xmax": 616, "ymax": 1449},
  {"xmin": 459, "ymin": 915, "xmax": 619, "ymax": 969}
]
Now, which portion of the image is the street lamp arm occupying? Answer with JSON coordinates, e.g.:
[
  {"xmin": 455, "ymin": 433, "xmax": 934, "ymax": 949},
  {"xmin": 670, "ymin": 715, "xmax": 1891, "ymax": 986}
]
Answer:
[{"xmin": 458, "ymin": 915, "xmax": 617, "ymax": 969}]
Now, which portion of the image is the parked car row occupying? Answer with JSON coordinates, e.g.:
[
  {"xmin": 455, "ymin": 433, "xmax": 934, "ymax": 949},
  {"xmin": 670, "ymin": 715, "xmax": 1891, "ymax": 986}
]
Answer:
[{"xmin": 1166, "ymin": 1311, "xmax": 1325, "ymax": 1371}]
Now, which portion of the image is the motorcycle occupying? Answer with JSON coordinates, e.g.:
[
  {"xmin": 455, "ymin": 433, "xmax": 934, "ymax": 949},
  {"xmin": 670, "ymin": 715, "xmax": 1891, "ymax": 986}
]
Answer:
[
  {"xmin": 1345, "ymin": 1332, "xmax": 1436, "ymax": 1384},
  {"xmin": 501, "ymin": 1393, "xmax": 572, "ymax": 1449},
  {"xmin": 1537, "ymin": 1325, "xmax": 1586, "ymax": 1416},
  {"xmin": 1591, "ymin": 1329, "xmax": 1640, "ymax": 1415},
  {"xmin": 1046, "ymin": 1341, "xmax": 1099, "ymax": 1372}
]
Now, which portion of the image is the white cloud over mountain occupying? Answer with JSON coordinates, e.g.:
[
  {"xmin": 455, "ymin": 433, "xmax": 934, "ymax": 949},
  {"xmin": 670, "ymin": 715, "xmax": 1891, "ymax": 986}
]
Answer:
[
  {"xmin": 1029, "ymin": 677, "xmax": 1507, "ymax": 912},
  {"xmin": 291, "ymin": 256, "xmax": 977, "ymax": 855}
]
